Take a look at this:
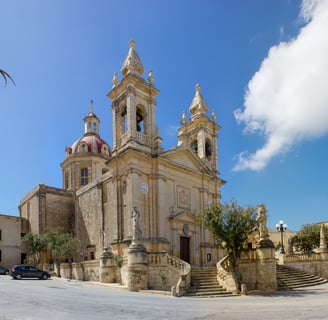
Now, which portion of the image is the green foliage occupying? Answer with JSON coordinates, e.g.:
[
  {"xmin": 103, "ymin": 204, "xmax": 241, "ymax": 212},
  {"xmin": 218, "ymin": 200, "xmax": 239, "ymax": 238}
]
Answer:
[
  {"xmin": 291, "ymin": 224, "xmax": 328, "ymax": 254},
  {"xmin": 22, "ymin": 233, "xmax": 47, "ymax": 264},
  {"xmin": 23, "ymin": 230, "xmax": 81, "ymax": 265},
  {"xmin": 198, "ymin": 200, "xmax": 257, "ymax": 258},
  {"xmin": 114, "ymin": 255, "xmax": 123, "ymax": 268},
  {"xmin": 198, "ymin": 200, "xmax": 257, "ymax": 291},
  {"xmin": 60, "ymin": 234, "xmax": 81, "ymax": 261}
]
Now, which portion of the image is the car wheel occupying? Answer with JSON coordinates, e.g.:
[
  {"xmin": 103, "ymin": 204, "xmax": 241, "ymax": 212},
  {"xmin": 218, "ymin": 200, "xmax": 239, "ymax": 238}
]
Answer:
[
  {"xmin": 41, "ymin": 274, "xmax": 48, "ymax": 280},
  {"xmin": 5, "ymin": 271, "xmax": 9, "ymax": 275},
  {"xmin": 15, "ymin": 274, "xmax": 22, "ymax": 280}
]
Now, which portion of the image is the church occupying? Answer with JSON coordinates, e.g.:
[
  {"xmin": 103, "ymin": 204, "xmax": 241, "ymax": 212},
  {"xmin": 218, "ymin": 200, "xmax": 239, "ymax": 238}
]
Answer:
[{"xmin": 19, "ymin": 40, "xmax": 225, "ymax": 279}]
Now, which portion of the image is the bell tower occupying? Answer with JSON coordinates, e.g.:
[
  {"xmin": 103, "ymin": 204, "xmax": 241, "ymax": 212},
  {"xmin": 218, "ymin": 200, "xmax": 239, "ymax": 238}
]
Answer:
[
  {"xmin": 177, "ymin": 84, "xmax": 220, "ymax": 174},
  {"xmin": 107, "ymin": 40, "xmax": 162, "ymax": 156}
]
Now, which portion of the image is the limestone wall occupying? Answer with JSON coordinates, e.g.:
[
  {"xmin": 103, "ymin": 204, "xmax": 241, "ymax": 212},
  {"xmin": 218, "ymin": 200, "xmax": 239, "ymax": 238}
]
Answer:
[
  {"xmin": 0, "ymin": 214, "xmax": 21, "ymax": 268},
  {"xmin": 76, "ymin": 183, "xmax": 103, "ymax": 260},
  {"xmin": 19, "ymin": 184, "xmax": 74, "ymax": 234},
  {"xmin": 60, "ymin": 260, "xmax": 100, "ymax": 281}
]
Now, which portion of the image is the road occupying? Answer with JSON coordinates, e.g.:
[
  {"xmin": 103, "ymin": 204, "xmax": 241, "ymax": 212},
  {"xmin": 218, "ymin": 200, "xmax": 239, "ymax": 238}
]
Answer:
[{"xmin": 1, "ymin": 275, "xmax": 328, "ymax": 319}]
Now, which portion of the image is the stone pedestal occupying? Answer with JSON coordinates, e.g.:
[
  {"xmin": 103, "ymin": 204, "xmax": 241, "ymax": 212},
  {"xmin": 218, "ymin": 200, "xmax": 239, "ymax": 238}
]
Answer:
[
  {"xmin": 99, "ymin": 247, "xmax": 115, "ymax": 283},
  {"xmin": 127, "ymin": 242, "xmax": 148, "ymax": 291},
  {"xmin": 318, "ymin": 224, "xmax": 328, "ymax": 260},
  {"xmin": 256, "ymin": 239, "xmax": 277, "ymax": 291}
]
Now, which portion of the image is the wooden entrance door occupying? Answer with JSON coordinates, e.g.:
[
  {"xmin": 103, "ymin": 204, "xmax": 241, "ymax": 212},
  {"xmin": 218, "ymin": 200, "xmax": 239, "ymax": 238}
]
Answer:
[{"xmin": 180, "ymin": 236, "xmax": 190, "ymax": 263}]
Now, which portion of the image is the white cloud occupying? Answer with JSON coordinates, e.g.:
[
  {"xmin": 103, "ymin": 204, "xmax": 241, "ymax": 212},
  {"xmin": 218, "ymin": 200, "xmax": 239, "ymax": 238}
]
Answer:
[{"xmin": 233, "ymin": 0, "xmax": 328, "ymax": 171}]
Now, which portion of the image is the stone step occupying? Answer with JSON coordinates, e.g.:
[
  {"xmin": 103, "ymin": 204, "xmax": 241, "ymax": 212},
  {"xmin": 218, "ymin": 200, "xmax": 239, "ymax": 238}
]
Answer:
[
  {"xmin": 186, "ymin": 267, "xmax": 233, "ymax": 297},
  {"xmin": 277, "ymin": 264, "xmax": 328, "ymax": 290}
]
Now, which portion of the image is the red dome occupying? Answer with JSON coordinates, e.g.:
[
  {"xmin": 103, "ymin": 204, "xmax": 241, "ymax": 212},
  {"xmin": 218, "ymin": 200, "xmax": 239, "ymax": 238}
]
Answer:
[{"xmin": 70, "ymin": 135, "xmax": 111, "ymax": 157}]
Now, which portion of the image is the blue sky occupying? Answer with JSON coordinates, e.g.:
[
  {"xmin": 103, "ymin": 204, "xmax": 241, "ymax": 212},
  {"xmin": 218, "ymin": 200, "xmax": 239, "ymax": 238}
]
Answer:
[{"xmin": 1, "ymin": 0, "xmax": 328, "ymax": 231}]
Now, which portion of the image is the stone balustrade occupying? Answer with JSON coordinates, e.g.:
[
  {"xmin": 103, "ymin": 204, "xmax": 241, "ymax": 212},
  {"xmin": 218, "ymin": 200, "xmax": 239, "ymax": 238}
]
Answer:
[
  {"xmin": 147, "ymin": 252, "xmax": 191, "ymax": 295},
  {"xmin": 285, "ymin": 253, "xmax": 322, "ymax": 262},
  {"xmin": 217, "ymin": 255, "xmax": 236, "ymax": 292}
]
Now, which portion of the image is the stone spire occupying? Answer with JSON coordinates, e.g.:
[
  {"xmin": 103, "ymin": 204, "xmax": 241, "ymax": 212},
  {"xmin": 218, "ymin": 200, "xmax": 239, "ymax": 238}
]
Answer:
[
  {"xmin": 189, "ymin": 84, "xmax": 208, "ymax": 116},
  {"xmin": 121, "ymin": 40, "xmax": 144, "ymax": 77}
]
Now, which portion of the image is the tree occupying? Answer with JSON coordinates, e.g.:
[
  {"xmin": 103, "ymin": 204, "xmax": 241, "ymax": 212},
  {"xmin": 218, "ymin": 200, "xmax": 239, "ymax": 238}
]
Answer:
[
  {"xmin": 198, "ymin": 200, "xmax": 257, "ymax": 292},
  {"xmin": 0, "ymin": 69, "xmax": 15, "ymax": 86},
  {"xmin": 45, "ymin": 229, "xmax": 81, "ymax": 277},
  {"xmin": 61, "ymin": 233, "xmax": 81, "ymax": 279},
  {"xmin": 45, "ymin": 228, "xmax": 67, "ymax": 277},
  {"xmin": 291, "ymin": 224, "xmax": 328, "ymax": 254},
  {"xmin": 22, "ymin": 233, "xmax": 47, "ymax": 265}
]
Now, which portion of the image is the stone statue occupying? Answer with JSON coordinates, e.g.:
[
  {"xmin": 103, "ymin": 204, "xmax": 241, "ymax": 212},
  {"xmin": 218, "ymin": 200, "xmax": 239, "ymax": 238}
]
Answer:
[
  {"xmin": 256, "ymin": 204, "xmax": 269, "ymax": 240},
  {"xmin": 132, "ymin": 207, "xmax": 142, "ymax": 242}
]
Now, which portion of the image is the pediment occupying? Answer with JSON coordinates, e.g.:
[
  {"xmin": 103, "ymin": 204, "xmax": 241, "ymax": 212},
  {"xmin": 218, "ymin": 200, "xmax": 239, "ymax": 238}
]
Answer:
[
  {"xmin": 168, "ymin": 211, "xmax": 198, "ymax": 224},
  {"xmin": 160, "ymin": 146, "xmax": 209, "ymax": 174}
]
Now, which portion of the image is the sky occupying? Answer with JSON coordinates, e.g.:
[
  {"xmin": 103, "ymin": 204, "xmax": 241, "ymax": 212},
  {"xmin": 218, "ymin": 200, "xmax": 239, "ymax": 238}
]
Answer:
[{"xmin": 1, "ymin": 0, "xmax": 328, "ymax": 232}]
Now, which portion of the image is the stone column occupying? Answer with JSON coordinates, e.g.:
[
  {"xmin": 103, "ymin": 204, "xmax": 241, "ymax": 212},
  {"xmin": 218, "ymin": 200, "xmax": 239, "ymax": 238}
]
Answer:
[
  {"xmin": 127, "ymin": 207, "xmax": 148, "ymax": 291},
  {"xmin": 256, "ymin": 239, "xmax": 277, "ymax": 291},
  {"xmin": 255, "ymin": 204, "xmax": 277, "ymax": 291},
  {"xmin": 317, "ymin": 224, "xmax": 328, "ymax": 260}
]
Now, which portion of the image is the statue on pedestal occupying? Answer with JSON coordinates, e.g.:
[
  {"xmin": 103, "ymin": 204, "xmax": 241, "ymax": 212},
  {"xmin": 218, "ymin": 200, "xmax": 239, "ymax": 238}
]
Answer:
[
  {"xmin": 256, "ymin": 204, "xmax": 269, "ymax": 241},
  {"xmin": 132, "ymin": 207, "xmax": 142, "ymax": 242}
]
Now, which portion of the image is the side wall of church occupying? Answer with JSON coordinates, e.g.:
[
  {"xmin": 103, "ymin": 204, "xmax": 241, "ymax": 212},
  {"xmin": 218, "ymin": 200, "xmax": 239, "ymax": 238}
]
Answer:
[
  {"xmin": 0, "ymin": 214, "xmax": 21, "ymax": 267},
  {"xmin": 19, "ymin": 184, "xmax": 75, "ymax": 235},
  {"xmin": 44, "ymin": 192, "xmax": 75, "ymax": 232},
  {"xmin": 75, "ymin": 183, "xmax": 103, "ymax": 260}
]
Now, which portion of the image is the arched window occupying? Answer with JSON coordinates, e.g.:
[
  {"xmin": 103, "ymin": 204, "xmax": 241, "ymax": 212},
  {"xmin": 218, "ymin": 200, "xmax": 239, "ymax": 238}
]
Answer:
[
  {"xmin": 121, "ymin": 108, "xmax": 127, "ymax": 133},
  {"xmin": 205, "ymin": 140, "xmax": 212, "ymax": 157},
  {"xmin": 87, "ymin": 121, "xmax": 92, "ymax": 133},
  {"xmin": 80, "ymin": 168, "xmax": 88, "ymax": 186},
  {"xmin": 136, "ymin": 107, "xmax": 144, "ymax": 133},
  {"xmin": 191, "ymin": 140, "xmax": 198, "ymax": 153}
]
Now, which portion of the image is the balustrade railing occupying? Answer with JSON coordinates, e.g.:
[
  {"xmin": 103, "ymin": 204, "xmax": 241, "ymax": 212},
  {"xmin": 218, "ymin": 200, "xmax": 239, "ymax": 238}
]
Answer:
[
  {"xmin": 240, "ymin": 249, "xmax": 257, "ymax": 261},
  {"xmin": 285, "ymin": 253, "xmax": 322, "ymax": 262},
  {"xmin": 136, "ymin": 131, "xmax": 147, "ymax": 144},
  {"xmin": 217, "ymin": 255, "xmax": 237, "ymax": 293},
  {"xmin": 147, "ymin": 252, "xmax": 191, "ymax": 296}
]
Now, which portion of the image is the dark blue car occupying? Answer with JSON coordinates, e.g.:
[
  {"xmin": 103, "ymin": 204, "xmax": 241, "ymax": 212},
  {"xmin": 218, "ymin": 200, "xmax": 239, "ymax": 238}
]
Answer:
[
  {"xmin": 0, "ymin": 266, "xmax": 9, "ymax": 275},
  {"xmin": 10, "ymin": 265, "xmax": 51, "ymax": 280}
]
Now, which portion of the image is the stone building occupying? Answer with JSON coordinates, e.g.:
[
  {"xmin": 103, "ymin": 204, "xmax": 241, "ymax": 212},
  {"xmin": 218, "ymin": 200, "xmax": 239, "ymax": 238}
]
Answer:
[
  {"xmin": 0, "ymin": 214, "xmax": 21, "ymax": 268},
  {"xmin": 19, "ymin": 40, "xmax": 224, "ymax": 269}
]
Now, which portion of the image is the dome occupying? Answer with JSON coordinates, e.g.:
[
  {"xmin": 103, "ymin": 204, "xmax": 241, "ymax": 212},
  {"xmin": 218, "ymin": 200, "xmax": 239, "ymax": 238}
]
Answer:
[{"xmin": 69, "ymin": 134, "xmax": 111, "ymax": 158}]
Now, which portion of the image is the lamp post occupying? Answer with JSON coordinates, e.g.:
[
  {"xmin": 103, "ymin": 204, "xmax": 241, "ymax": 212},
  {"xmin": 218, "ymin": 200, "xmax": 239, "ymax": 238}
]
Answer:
[{"xmin": 276, "ymin": 220, "xmax": 287, "ymax": 254}]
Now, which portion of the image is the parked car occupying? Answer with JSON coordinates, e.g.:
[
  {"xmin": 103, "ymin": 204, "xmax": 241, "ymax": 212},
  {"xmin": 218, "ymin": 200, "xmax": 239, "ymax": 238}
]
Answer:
[
  {"xmin": 10, "ymin": 265, "xmax": 51, "ymax": 280},
  {"xmin": 0, "ymin": 266, "xmax": 9, "ymax": 275}
]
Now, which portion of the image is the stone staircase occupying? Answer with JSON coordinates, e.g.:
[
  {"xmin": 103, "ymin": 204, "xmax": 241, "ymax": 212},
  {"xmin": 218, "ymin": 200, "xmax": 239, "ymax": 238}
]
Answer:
[
  {"xmin": 277, "ymin": 264, "xmax": 328, "ymax": 290},
  {"xmin": 185, "ymin": 267, "xmax": 233, "ymax": 297}
]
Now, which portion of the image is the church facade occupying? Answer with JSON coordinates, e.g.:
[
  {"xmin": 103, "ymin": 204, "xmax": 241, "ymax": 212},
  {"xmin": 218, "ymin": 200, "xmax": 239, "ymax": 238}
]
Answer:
[{"xmin": 19, "ymin": 40, "xmax": 224, "ymax": 270}]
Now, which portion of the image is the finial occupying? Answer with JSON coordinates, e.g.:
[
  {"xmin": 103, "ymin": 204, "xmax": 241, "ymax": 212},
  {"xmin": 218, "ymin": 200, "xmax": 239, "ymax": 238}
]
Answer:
[
  {"xmin": 148, "ymin": 69, "xmax": 154, "ymax": 84},
  {"xmin": 211, "ymin": 109, "xmax": 216, "ymax": 121},
  {"xmin": 129, "ymin": 39, "xmax": 136, "ymax": 49},
  {"xmin": 189, "ymin": 83, "xmax": 208, "ymax": 115},
  {"xmin": 121, "ymin": 39, "xmax": 144, "ymax": 76},
  {"xmin": 112, "ymin": 72, "xmax": 118, "ymax": 88},
  {"xmin": 90, "ymin": 100, "xmax": 94, "ymax": 114},
  {"xmin": 181, "ymin": 111, "xmax": 187, "ymax": 125}
]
